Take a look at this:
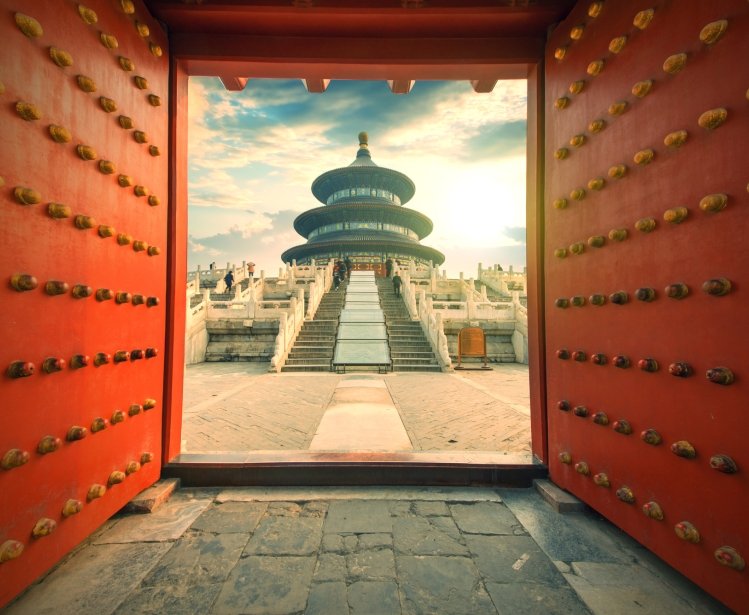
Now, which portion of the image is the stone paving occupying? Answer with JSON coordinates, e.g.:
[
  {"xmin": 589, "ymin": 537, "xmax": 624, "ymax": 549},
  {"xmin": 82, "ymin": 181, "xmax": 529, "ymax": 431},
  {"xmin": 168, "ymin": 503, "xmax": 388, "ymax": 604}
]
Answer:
[
  {"xmin": 182, "ymin": 363, "xmax": 531, "ymax": 454},
  {"xmin": 7, "ymin": 487, "xmax": 729, "ymax": 615}
]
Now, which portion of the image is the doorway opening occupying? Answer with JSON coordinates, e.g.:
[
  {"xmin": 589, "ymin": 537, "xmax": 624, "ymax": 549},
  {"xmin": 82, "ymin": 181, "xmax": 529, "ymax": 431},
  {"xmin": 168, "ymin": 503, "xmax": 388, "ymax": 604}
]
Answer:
[{"xmin": 173, "ymin": 76, "xmax": 540, "ymax": 479}]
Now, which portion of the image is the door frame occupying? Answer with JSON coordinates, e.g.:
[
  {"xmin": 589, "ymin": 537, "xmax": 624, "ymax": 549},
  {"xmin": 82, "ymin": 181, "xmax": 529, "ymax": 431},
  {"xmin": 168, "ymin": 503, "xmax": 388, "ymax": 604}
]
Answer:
[{"xmin": 161, "ymin": 47, "xmax": 548, "ymax": 468}]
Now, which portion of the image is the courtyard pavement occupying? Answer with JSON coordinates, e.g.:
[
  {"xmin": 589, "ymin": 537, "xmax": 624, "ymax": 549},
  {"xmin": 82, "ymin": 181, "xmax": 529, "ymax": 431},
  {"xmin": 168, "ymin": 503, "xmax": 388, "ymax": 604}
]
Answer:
[
  {"xmin": 7, "ymin": 486, "xmax": 729, "ymax": 615},
  {"xmin": 182, "ymin": 362, "xmax": 532, "ymax": 454}
]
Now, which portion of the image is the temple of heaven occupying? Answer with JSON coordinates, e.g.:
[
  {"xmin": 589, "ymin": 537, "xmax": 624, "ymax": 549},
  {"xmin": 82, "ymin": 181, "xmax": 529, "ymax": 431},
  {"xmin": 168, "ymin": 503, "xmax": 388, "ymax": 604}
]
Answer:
[{"xmin": 281, "ymin": 132, "xmax": 445, "ymax": 273}]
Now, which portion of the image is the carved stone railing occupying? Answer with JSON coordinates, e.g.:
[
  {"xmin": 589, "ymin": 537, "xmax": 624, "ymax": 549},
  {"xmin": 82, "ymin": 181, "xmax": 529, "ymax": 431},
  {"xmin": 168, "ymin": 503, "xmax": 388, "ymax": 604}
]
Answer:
[{"xmin": 269, "ymin": 289, "xmax": 306, "ymax": 372}]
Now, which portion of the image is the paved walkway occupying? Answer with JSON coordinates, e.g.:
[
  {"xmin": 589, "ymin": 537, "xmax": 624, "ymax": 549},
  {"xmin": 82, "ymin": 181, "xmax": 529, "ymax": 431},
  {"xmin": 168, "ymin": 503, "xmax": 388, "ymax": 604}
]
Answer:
[
  {"xmin": 182, "ymin": 363, "xmax": 532, "ymax": 454},
  {"xmin": 7, "ymin": 486, "xmax": 728, "ymax": 614}
]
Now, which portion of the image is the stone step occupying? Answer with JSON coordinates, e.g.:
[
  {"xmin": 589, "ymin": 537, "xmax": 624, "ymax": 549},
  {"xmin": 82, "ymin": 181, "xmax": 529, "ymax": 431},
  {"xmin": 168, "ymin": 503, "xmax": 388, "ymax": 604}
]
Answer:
[
  {"xmin": 389, "ymin": 351, "xmax": 437, "ymax": 359},
  {"xmin": 288, "ymin": 349, "xmax": 334, "ymax": 358},
  {"xmin": 393, "ymin": 364, "xmax": 443, "ymax": 372},
  {"xmin": 281, "ymin": 364, "xmax": 332, "ymax": 372},
  {"xmin": 285, "ymin": 357, "xmax": 334, "ymax": 365},
  {"xmin": 296, "ymin": 335, "xmax": 336, "ymax": 342}
]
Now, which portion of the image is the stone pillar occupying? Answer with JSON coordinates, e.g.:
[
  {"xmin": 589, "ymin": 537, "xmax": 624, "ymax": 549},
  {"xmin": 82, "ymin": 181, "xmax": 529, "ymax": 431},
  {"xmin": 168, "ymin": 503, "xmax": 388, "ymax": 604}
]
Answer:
[
  {"xmin": 509, "ymin": 265, "xmax": 514, "ymax": 273},
  {"xmin": 459, "ymin": 272, "xmax": 464, "ymax": 282},
  {"xmin": 478, "ymin": 262, "xmax": 482, "ymax": 279},
  {"xmin": 226, "ymin": 261, "xmax": 230, "ymax": 271},
  {"xmin": 481, "ymin": 285, "xmax": 488, "ymax": 299}
]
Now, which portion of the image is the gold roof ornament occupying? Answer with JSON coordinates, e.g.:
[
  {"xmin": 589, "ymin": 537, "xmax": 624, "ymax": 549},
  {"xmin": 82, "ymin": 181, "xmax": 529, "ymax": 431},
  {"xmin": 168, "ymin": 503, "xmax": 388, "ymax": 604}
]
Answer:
[
  {"xmin": 98, "ymin": 160, "xmax": 116, "ymax": 174},
  {"xmin": 15, "ymin": 101, "xmax": 42, "ymax": 121},
  {"xmin": 698, "ymin": 108, "xmax": 727, "ymax": 130},
  {"xmin": 664, "ymin": 130, "xmax": 688, "ymax": 148},
  {"xmin": 587, "ymin": 59, "xmax": 604, "ymax": 76},
  {"xmin": 99, "ymin": 96, "xmax": 117, "ymax": 112},
  {"xmin": 608, "ymin": 36, "xmax": 627, "ymax": 54},
  {"xmin": 587, "ymin": 2, "xmax": 604, "ymax": 18},
  {"xmin": 588, "ymin": 118, "xmax": 606, "ymax": 133},
  {"xmin": 700, "ymin": 19, "xmax": 728, "ymax": 46},
  {"xmin": 100, "ymin": 32, "xmax": 119, "ymax": 49},
  {"xmin": 631, "ymin": 79, "xmax": 653, "ymax": 98},
  {"xmin": 77, "ymin": 5, "xmax": 97, "ymax": 25},
  {"xmin": 76, "ymin": 144, "xmax": 97, "ymax": 161},
  {"xmin": 15, "ymin": 13, "xmax": 43, "ymax": 38},
  {"xmin": 569, "ymin": 80, "xmax": 585, "ymax": 95},
  {"xmin": 76, "ymin": 75, "xmax": 97, "ymax": 92},
  {"xmin": 633, "ymin": 8, "xmax": 654, "ymax": 30},
  {"xmin": 119, "ymin": 56, "xmax": 135, "ymax": 71},
  {"xmin": 133, "ymin": 76, "xmax": 148, "ymax": 90},
  {"xmin": 633, "ymin": 149, "xmax": 655, "ymax": 165},
  {"xmin": 608, "ymin": 100, "xmax": 628, "ymax": 116},
  {"xmin": 663, "ymin": 53, "xmax": 687, "ymax": 74},
  {"xmin": 358, "ymin": 131, "xmax": 369, "ymax": 148},
  {"xmin": 49, "ymin": 47, "xmax": 73, "ymax": 67}
]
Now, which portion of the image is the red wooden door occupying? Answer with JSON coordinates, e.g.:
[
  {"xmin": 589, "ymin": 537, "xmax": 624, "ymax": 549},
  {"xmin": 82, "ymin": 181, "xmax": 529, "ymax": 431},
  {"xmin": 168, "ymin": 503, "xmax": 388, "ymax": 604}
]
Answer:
[
  {"xmin": 0, "ymin": 0, "xmax": 168, "ymax": 606},
  {"xmin": 544, "ymin": 1, "xmax": 748, "ymax": 611}
]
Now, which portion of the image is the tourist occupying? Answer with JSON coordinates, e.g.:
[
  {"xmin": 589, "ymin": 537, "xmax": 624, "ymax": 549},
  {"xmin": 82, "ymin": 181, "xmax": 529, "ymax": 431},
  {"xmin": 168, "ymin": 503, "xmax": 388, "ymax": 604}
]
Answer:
[
  {"xmin": 344, "ymin": 256, "xmax": 353, "ymax": 279},
  {"xmin": 392, "ymin": 272, "xmax": 402, "ymax": 297},
  {"xmin": 224, "ymin": 269, "xmax": 234, "ymax": 292},
  {"xmin": 333, "ymin": 261, "xmax": 343, "ymax": 290},
  {"xmin": 385, "ymin": 257, "xmax": 393, "ymax": 278},
  {"xmin": 248, "ymin": 262, "xmax": 255, "ymax": 279}
]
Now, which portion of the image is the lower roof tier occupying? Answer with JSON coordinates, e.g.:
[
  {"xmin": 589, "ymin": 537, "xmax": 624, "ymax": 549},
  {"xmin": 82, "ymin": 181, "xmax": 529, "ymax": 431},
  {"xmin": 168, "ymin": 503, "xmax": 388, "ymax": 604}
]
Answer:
[
  {"xmin": 281, "ymin": 236, "xmax": 445, "ymax": 265},
  {"xmin": 293, "ymin": 202, "xmax": 433, "ymax": 239}
]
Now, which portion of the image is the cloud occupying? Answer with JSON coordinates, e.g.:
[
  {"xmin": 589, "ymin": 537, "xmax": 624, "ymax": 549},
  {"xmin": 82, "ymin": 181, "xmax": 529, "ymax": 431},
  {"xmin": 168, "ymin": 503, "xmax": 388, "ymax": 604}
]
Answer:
[
  {"xmin": 187, "ymin": 78, "xmax": 529, "ymax": 276},
  {"xmin": 503, "ymin": 226, "xmax": 527, "ymax": 244}
]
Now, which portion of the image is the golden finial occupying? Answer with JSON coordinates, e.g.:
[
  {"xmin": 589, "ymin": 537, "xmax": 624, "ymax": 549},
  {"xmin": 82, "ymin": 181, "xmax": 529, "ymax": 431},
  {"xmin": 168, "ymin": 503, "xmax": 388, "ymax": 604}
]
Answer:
[{"xmin": 358, "ymin": 131, "xmax": 369, "ymax": 148}]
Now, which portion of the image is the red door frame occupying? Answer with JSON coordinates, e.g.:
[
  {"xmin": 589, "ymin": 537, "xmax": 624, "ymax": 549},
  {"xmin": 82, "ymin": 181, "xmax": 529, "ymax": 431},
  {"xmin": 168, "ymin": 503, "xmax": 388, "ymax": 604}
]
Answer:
[{"xmin": 162, "ymin": 50, "xmax": 548, "ymax": 465}]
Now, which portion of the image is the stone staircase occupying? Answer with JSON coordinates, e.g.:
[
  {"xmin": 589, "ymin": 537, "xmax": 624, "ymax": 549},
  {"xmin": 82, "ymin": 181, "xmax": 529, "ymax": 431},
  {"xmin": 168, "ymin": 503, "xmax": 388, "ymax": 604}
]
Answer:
[
  {"xmin": 281, "ymin": 282, "xmax": 346, "ymax": 372},
  {"xmin": 376, "ymin": 278, "xmax": 442, "ymax": 372}
]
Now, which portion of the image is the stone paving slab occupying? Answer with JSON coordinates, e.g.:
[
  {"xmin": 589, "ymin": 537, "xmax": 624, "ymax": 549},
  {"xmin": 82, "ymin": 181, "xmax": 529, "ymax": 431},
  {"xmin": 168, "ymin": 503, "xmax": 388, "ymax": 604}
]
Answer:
[
  {"xmin": 324, "ymin": 500, "xmax": 392, "ymax": 534},
  {"xmin": 94, "ymin": 498, "xmax": 213, "ymax": 544},
  {"xmin": 189, "ymin": 501, "xmax": 268, "ymax": 533},
  {"xmin": 487, "ymin": 581, "xmax": 593, "ymax": 615},
  {"xmin": 6, "ymin": 543, "xmax": 172, "ymax": 615}
]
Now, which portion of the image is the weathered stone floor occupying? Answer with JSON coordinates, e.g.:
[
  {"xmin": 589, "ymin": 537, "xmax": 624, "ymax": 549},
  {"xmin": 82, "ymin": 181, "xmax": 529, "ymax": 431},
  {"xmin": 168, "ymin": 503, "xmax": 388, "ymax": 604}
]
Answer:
[{"xmin": 7, "ymin": 486, "xmax": 729, "ymax": 615}]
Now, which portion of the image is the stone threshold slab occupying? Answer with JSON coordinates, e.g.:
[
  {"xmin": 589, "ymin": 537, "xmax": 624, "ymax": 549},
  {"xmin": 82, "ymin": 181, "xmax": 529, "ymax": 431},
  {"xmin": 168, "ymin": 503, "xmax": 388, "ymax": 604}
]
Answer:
[{"xmin": 215, "ymin": 486, "xmax": 503, "ymax": 502}]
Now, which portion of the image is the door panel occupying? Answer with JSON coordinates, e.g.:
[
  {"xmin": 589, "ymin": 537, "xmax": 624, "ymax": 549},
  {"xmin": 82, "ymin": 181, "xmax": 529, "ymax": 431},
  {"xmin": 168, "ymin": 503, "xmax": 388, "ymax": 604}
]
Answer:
[
  {"xmin": 545, "ymin": 1, "xmax": 748, "ymax": 610},
  {"xmin": 0, "ymin": 0, "xmax": 168, "ymax": 606}
]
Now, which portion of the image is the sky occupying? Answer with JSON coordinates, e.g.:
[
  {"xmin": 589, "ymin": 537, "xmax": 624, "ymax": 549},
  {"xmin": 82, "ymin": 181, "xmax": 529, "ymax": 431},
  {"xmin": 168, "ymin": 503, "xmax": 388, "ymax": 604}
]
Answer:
[{"xmin": 187, "ymin": 77, "xmax": 528, "ymax": 278}]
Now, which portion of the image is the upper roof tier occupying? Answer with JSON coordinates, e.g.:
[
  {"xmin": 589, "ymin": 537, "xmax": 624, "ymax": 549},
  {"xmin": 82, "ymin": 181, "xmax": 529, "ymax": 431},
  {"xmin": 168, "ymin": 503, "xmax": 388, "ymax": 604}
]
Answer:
[{"xmin": 311, "ymin": 132, "xmax": 416, "ymax": 205}]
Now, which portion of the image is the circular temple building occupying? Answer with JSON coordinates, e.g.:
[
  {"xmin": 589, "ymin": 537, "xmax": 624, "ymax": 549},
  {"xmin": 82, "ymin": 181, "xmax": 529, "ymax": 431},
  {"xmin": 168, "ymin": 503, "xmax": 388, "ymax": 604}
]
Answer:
[{"xmin": 281, "ymin": 132, "xmax": 444, "ymax": 274}]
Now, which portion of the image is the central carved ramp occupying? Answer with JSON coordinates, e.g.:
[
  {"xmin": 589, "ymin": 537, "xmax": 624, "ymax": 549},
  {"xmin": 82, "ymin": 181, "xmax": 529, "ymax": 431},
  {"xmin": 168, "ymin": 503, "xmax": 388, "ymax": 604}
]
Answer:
[{"xmin": 333, "ymin": 271, "xmax": 391, "ymax": 373}]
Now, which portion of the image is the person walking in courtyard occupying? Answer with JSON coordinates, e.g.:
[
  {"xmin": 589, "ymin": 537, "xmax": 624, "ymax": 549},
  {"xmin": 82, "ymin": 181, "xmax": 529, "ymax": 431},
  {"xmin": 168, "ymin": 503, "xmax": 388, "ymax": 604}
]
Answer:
[
  {"xmin": 224, "ymin": 269, "xmax": 234, "ymax": 293},
  {"xmin": 333, "ymin": 261, "xmax": 342, "ymax": 290},
  {"xmin": 392, "ymin": 271, "xmax": 402, "ymax": 297},
  {"xmin": 385, "ymin": 257, "xmax": 393, "ymax": 278},
  {"xmin": 344, "ymin": 256, "xmax": 353, "ymax": 279}
]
